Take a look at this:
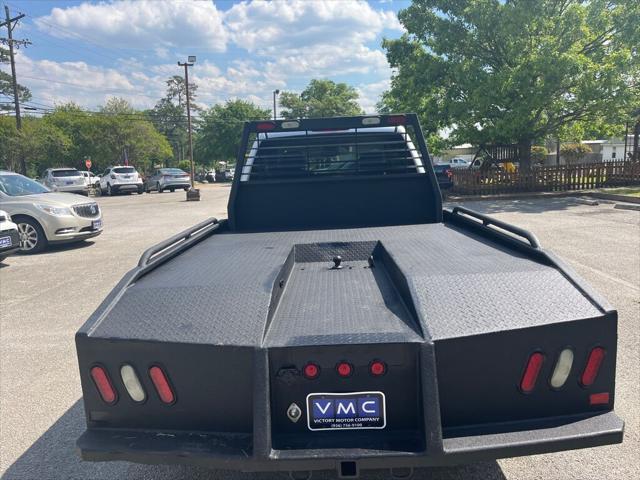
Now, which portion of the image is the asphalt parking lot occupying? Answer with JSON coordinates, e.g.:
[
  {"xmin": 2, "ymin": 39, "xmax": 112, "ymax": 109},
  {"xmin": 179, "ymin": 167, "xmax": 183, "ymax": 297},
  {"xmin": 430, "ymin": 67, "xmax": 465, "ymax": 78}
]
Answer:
[{"xmin": 0, "ymin": 187, "xmax": 638, "ymax": 480}]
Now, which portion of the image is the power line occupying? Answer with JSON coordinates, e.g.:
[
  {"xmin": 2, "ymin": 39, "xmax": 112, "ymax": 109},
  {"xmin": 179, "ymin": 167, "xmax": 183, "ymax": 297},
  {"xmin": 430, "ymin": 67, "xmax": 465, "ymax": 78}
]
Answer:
[{"xmin": 2, "ymin": 4, "xmax": 30, "ymax": 174}]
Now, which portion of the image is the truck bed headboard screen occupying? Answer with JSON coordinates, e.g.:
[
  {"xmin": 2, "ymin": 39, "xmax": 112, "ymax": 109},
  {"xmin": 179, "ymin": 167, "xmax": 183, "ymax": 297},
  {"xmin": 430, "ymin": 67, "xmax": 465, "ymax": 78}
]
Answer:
[{"xmin": 229, "ymin": 114, "xmax": 443, "ymax": 231}]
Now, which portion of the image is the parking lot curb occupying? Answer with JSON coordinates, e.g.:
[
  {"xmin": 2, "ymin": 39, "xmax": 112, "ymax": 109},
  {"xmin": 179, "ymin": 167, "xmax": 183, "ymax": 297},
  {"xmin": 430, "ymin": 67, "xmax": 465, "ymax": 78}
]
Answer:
[
  {"xmin": 446, "ymin": 191, "xmax": 579, "ymax": 202},
  {"xmin": 614, "ymin": 203, "xmax": 640, "ymax": 211}
]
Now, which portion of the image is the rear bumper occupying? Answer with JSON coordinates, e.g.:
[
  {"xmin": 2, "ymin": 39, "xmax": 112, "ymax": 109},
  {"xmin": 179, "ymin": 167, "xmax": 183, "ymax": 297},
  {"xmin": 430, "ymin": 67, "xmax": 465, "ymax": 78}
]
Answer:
[
  {"xmin": 160, "ymin": 180, "xmax": 191, "ymax": 189},
  {"xmin": 77, "ymin": 412, "xmax": 623, "ymax": 472},
  {"xmin": 112, "ymin": 183, "xmax": 142, "ymax": 191}
]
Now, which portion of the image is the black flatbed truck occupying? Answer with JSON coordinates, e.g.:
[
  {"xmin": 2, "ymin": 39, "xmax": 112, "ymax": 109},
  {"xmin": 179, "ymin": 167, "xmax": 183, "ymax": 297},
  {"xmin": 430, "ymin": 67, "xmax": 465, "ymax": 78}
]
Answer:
[{"xmin": 76, "ymin": 114, "xmax": 623, "ymax": 478}]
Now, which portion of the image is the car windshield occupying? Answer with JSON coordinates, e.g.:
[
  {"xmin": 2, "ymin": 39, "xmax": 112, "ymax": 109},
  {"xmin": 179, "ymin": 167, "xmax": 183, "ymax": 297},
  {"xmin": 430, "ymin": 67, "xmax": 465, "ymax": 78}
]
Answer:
[
  {"xmin": 0, "ymin": 173, "xmax": 50, "ymax": 196},
  {"xmin": 52, "ymin": 169, "xmax": 80, "ymax": 177},
  {"xmin": 161, "ymin": 169, "xmax": 186, "ymax": 175},
  {"xmin": 114, "ymin": 167, "xmax": 135, "ymax": 174}
]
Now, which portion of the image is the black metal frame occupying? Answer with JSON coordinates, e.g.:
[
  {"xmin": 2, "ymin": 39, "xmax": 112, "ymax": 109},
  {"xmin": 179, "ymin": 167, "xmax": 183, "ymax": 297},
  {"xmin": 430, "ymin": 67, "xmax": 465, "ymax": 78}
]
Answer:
[
  {"xmin": 75, "ymin": 114, "xmax": 623, "ymax": 477},
  {"xmin": 228, "ymin": 114, "xmax": 442, "ymax": 231}
]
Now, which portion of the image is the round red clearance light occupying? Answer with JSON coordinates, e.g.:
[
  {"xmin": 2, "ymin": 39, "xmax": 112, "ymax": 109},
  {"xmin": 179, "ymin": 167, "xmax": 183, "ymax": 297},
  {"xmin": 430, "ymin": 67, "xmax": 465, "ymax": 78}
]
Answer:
[
  {"xmin": 336, "ymin": 362, "xmax": 353, "ymax": 377},
  {"xmin": 370, "ymin": 360, "xmax": 386, "ymax": 376},
  {"xmin": 303, "ymin": 363, "xmax": 320, "ymax": 380}
]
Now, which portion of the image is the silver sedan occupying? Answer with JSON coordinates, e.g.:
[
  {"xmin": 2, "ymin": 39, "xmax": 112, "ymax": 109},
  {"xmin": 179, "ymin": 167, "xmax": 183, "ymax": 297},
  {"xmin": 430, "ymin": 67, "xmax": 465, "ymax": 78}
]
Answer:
[{"xmin": 0, "ymin": 170, "xmax": 103, "ymax": 253}]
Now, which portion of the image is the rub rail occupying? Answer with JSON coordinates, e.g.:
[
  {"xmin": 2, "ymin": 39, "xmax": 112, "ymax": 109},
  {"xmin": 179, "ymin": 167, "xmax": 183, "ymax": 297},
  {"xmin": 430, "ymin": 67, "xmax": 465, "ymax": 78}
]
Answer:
[
  {"xmin": 138, "ymin": 218, "xmax": 219, "ymax": 268},
  {"xmin": 450, "ymin": 206, "xmax": 540, "ymax": 249}
]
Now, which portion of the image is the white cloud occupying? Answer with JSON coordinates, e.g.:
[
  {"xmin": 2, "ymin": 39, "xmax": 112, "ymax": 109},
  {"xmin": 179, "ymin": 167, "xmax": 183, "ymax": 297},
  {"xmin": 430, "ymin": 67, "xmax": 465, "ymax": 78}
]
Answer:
[
  {"xmin": 357, "ymin": 78, "xmax": 391, "ymax": 113},
  {"xmin": 225, "ymin": 0, "xmax": 401, "ymax": 53},
  {"xmin": 35, "ymin": 0, "xmax": 228, "ymax": 51},
  {"xmin": 16, "ymin": 0, "xmax": 404, "ymax": 114}
]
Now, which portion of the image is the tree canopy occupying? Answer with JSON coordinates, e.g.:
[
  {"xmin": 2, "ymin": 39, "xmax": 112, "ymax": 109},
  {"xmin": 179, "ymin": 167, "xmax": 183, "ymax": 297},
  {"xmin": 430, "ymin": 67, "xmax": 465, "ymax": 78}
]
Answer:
[
  {"xmin": 1, "ymin": 99, "xmax": 172, "ymax": 176},
  {"xmin": 195, "ymin": 99, "xmax": 271, "ymax": 163},
  {"xmin": 279, "ymin": 79, "xmax": 363, "ymax": 119},
  {"xmin": 381, "ymin": 0, "xmax": 640, "ymax": 168}
]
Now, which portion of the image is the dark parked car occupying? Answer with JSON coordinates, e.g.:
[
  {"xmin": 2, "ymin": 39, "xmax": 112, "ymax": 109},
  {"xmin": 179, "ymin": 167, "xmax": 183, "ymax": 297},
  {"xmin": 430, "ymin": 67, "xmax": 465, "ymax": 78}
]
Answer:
[
  {"xmin": 76, "ymin": 115, "xmax": 622, "ymax": 478},
  {"xmin": 433, "ymin": 163, "xmax": 453, "ymax": 189},
  {"xmin": 144, "ymin": 168, "xmax": 191, "ymax": 193}
]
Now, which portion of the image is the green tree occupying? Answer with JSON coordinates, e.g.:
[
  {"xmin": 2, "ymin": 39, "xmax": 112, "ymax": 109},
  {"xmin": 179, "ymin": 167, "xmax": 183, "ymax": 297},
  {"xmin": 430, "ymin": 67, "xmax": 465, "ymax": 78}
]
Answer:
[
  {"xmin": 195, "ymin": 99, "xmax": 271, "ymax": 163},
  {"xmin": 561, "ymin": 143, "xmax": 592, "ymax": 164},
  {"xmin": 0, "ymin": 71, "xmax": 32, "ymax": 103},
  {"xmin": 147, "ymin": 98, "xmax": 187, "ymax": 165},
  {"xmin": 279, "ymin": 79, "xmax": 363, "ymax": 119},
  {"xmin": 165, "ymin": 75, "xmax": 199, "ymax": 109},
  {"xmin": 381, "ymin": 0, "xmax": 640, "ymax": 170}
]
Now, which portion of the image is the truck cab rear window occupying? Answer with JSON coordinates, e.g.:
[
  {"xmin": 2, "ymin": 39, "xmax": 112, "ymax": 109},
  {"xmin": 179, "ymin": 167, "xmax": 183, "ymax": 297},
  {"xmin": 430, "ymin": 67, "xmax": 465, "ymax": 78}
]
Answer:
[{"xmin": 244, "ymin": 132, "xmax": 424, "ymax": 181}]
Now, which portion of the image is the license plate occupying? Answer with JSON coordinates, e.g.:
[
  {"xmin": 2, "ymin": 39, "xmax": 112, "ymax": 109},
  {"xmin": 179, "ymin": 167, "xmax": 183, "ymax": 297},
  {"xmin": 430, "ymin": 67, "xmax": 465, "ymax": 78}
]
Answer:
[
  {"xmin": 66, "ymin": 181, "xmax": 73, "ymax": 185},
  {"xmin": 92, "ymin": 219, "xmax": 103, "ymax": 230},
  {"xmin": 123, "ymin": 175, "xmax": 131, "ymax": 179},
  {"xmin": 306, "ymin": 391, "xmax": 386, "ymax": 431},
  {"xmin": 0, "ymin": 236, "xmax": 12, "ymax": 248}
]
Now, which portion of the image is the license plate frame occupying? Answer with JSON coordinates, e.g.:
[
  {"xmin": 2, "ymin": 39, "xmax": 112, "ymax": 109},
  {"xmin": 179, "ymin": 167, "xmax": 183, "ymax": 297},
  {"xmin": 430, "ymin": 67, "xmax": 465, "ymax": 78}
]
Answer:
[
  {"xmin": 306, "ymin": 391, "xmax": 386, "ymax": 431},
  {"xmin": 0, "ymin": 236, "xmax": 12, "ymax": 248}
]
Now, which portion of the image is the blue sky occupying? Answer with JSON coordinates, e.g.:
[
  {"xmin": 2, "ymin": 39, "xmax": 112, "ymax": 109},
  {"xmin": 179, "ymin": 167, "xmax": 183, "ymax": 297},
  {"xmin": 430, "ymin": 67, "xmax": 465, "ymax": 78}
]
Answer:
[{"xmin": 1, "ymin": 0, "xmax": 410, "ymax": 113}]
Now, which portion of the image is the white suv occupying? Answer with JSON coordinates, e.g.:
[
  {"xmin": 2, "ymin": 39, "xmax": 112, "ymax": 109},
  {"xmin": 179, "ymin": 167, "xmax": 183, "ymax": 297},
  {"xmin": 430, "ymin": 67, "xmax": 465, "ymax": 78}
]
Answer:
[
  {"xmin": 43, "ymin": 168, "xmax": 88, "ymax": 194},
  {"xmin": 99, "ymin": 166, "xmax": 144, "ymax": 195}
]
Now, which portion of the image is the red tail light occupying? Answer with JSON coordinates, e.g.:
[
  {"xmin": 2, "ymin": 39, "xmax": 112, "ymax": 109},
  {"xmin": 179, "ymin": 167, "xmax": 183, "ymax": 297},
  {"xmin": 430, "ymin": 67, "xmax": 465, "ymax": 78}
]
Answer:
[
  {"xmin": 446, "ymin": 169, "xmax": 452, "ymax": 178},
  {"xmin": 90, "ymin": 366, "xmax": 117, "ymax": 404},
  {"xmin": 581, "ymin": 347, "xmax": 605, "ymax": 387},
  {"xmin": 387, "ymin": 114, "xmax": 406, "ymax": 126},
  {"xmin": 520, "ymin": 352, "xmax": 545, "ymax": 393},
  {"xmin": 370, "ymin": 360, "xmax": 386, "ymax": 376},
  {"xmin": 256, "ymin": 122, "xmax": 276, "ymax": 132},
  {"xmin": 589, "ymin": 392, "xmax": 610, "ymax": 405},
  {"xmin": 303, "ymin": 363, "xmax": 320, "ymax": 379},
  {"xmin": 336, "ymin": 362, "xmax": 353, "ymax": 377},
  {"xmin": 149, "ymin": 366, "xmax": 175, "ymax": 404}
]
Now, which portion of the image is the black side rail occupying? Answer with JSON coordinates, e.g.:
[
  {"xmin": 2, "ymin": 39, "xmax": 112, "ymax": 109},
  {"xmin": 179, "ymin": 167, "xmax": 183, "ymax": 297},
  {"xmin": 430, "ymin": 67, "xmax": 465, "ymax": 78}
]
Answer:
[
  {"xmin": 448, "ymin": 206, "xmax": 540, "ymax": 249},
  {"xmin": 138, "ymin": 218, "xmax": 220, "ymax": 268}
]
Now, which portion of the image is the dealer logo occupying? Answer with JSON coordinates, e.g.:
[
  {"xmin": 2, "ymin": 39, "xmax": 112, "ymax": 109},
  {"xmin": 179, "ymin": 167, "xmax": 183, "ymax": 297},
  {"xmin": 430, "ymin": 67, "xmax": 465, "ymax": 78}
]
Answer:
[{"xmin": 306, "ymin": 391, "xmax": 386, "ymax": 431}]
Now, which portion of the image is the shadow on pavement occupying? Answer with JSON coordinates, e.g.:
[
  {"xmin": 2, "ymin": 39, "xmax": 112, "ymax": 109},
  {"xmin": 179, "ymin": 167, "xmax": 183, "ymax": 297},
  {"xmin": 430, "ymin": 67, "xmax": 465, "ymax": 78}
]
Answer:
[
  {"xmin": 445, "ymin": 196, "xmax": 586, "ymax": 214},
  {"xmin": 44, "ymin": 240, "xmax": 96, "ymax": 254},
  {"xmin": 2, "ymin": 401, "xmax": 506, "ymax": 480}
]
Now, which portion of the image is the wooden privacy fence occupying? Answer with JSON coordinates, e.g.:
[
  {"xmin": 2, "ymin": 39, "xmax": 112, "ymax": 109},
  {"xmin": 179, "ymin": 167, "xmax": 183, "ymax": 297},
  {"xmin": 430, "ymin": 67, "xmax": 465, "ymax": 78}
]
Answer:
[{"xmin": 450, "ymin": 160, "xmax": 640, "ymax": 196}]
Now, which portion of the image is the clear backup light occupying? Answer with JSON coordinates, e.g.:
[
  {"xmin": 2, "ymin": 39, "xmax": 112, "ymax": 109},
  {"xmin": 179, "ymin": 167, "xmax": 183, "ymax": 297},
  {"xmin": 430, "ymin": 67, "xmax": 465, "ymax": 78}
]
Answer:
[
  {"xmin": 120, "ymin": 364, "xmax": 146, "ymax": 402},
  {"xmin": 550, "ymin": 348, "xmax": 574, "ymax": 388},
  {"xmin": 281, "ymin": 121, "xmax": 299, "ymax": 129},
  {"xmin": 362, "ymin": 117, "xmax": 381, "ymax": 125}
]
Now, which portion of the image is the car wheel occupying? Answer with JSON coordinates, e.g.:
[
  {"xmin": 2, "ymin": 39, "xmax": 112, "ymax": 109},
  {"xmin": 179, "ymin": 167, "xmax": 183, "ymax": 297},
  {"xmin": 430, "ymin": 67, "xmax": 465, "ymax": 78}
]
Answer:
[
  {"xmin": 144, "ymin": 184, "xmax": 150, "ymax": 193},
  {"xmin": 184, "ymin": 187, "xmax": 189, "ymax": 192},
  {"xmin": 16, "ymin": 218, "xmax": 47, "ymax": 254},
  {"xmin": 138, "ymin": 186, "xmax": 144, "ymax": 194},
  {"xmin": 170, "ymin": 188, "xmax": 175, "ymax": 193},
  {"xmin": 107, "ymin": 183, "xmax": 113, "ymax": 196},
  {"xmin": 157, "ymin": 182, "xmax": 163, "ymax": 193}
]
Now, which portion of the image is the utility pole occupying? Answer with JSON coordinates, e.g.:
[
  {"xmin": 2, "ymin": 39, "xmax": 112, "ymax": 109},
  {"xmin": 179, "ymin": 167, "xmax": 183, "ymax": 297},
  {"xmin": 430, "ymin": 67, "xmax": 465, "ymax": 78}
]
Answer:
[
  {"xmin": 273, "ymin": 89, "xmax": 280, "ymax": 120},
  {"xmin": 2, "ymin": 6, "xmax": 29, "ymax": 175},
  {"xmin": 178, "ymin": 56, "xmax": 197, "ymax": 198}
]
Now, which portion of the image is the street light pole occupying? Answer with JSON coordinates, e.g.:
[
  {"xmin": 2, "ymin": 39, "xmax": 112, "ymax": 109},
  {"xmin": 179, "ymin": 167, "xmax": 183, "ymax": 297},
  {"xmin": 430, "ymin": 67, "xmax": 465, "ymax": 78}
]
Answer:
[
  {"xmin": 273, "ymin": 89, "xmax": 280, "ymax": 120},
  {"xmin": 178, "ymin": 57, "xmax": 196, "ymax": 189}
]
